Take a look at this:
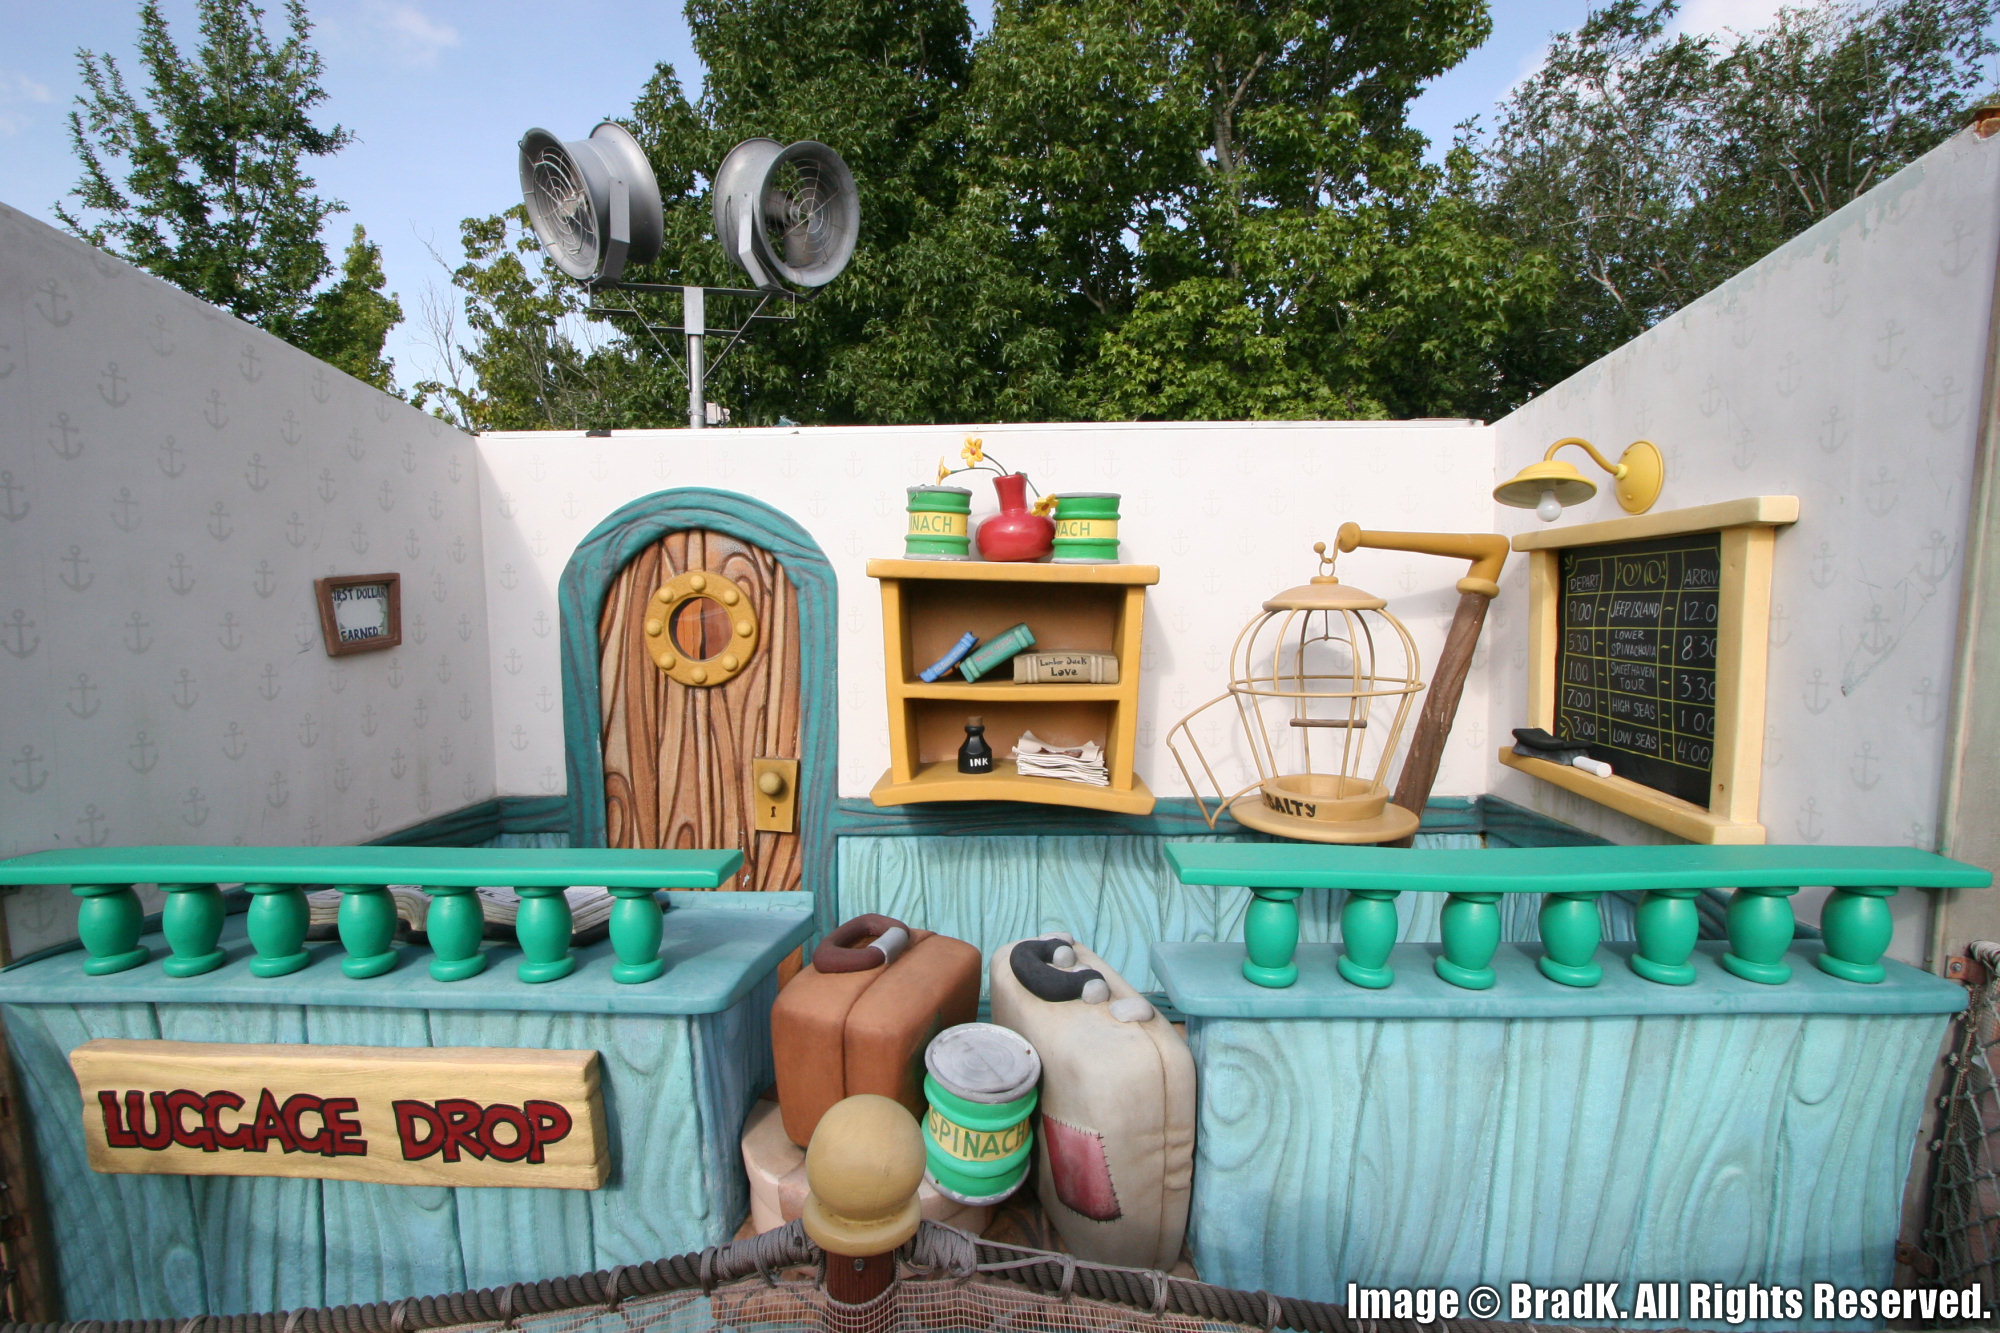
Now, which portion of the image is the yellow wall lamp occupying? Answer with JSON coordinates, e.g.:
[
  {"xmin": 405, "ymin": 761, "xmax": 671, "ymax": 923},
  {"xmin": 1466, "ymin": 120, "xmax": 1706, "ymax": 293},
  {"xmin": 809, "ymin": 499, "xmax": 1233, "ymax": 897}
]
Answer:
[{"xmin": 1494, "ymin": 437, "xmax": 1666, "ymax": 522}]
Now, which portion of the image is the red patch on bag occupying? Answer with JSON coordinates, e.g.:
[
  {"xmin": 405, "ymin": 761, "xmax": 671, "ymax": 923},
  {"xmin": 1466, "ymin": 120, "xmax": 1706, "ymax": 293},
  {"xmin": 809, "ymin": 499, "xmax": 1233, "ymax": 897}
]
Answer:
[{"xmin": 1041, "ymin": 1113, "xmax": 1121, "ymax": 1221}]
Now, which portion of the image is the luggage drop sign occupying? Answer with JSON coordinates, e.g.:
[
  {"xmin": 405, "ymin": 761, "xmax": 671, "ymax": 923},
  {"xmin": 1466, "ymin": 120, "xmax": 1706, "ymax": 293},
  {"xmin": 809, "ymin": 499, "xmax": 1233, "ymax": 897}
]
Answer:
[{"xmin": 69, "ymin": 1039, "xmax": 608, "ymax": 1189}]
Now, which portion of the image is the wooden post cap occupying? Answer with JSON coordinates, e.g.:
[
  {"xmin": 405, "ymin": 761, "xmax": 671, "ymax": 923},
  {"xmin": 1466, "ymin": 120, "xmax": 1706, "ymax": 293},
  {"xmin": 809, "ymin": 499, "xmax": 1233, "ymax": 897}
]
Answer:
[{"xmin": 802, "ymin": 1094, "xmax": 925, "ymax": 1257}]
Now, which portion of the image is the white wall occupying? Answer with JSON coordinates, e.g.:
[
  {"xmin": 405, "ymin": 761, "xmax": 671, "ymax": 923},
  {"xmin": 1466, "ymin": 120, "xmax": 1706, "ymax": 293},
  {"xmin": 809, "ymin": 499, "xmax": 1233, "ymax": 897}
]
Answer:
[
  {"xmin": 0, "ymin": 203, "xmax": 495, "ymax": 951},
  {"xmin": 476, "ymin": 420, "xmax": 1500, "ymax": 803},
  {"xmin": 1487, "ymin": 128, "xmax": 2000, "ymax": 952}
]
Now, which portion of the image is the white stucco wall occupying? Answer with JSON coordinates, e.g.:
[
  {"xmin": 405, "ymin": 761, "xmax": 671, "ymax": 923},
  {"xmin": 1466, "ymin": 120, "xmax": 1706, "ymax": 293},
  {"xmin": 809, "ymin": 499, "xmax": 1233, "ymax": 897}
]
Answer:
[
  {"xmin": 475, "ymin": 421, "xmax": 1500, "ymax": 803},
  {"xmin": 0, "ymin": 202, "xmax": 496, "ymax": 950},
  {"xmin": 1486, "ymin": 127, "xmax": 2000, "ymax": 954}
]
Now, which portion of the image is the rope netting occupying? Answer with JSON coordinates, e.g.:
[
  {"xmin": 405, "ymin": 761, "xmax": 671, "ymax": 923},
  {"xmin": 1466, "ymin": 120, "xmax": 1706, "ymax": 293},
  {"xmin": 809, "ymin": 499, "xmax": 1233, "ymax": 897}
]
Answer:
[
  {"xmin": 1923, "ymin": 939, "xmax": 2000, "ymax": 1300},
  {"xmin": 0, "ymin": 1221, "xmax": 1697, "ymax": 1333}
]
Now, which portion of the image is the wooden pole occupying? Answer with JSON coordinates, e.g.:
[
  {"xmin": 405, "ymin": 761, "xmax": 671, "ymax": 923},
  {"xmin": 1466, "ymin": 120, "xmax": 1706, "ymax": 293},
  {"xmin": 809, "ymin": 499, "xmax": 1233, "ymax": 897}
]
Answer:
[
  {"xmin": 802, "ymin": 1094, "xmax": 925, "ymax": 1326},
  {"xmin": 1387, "ymin": 589, "xmax": 1494, "ymax": 849}
]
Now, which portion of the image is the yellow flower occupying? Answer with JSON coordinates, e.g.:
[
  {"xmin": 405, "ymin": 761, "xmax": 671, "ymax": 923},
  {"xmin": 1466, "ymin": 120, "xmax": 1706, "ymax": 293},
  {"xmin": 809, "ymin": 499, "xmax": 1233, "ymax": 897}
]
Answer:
[
  {"xmin": 961, "ymin": 436, "xmax": 985, "ymax": 467},
  {"xmin": 937, "ymin": 457, "xmax": 950, "ymax": 483},
  {"xmin": 1032, "ymin": 495, "xmax": 1057, "ymax": 518}
]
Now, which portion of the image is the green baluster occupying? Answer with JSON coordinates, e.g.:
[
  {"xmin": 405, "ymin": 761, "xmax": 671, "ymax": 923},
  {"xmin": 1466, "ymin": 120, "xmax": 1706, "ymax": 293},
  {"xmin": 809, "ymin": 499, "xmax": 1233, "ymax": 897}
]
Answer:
[
  {"xmin": 1337, "ymin": 889, "xmax": 1400, "ymax": 989},
  {"xmin": 73, "ymin": 884, "xmax": 150, "ymax": 976},
  {"xmin": 245, "ymin": 883, "xmax": 310, "ymax": 977},
  {"xmin": 516, "ymin": 885, "xmax": 576, "ymax": 983},
  {"xmin": 1435, "ymin": 891, "xmax": 1502, "ymax": 990},
  {"xmin": 609, "ymin": 886, "xmax": 666, "ymax": 984},
  {"xmin": 1630, "ymin": 888, "xmax": 1701, "ymax": 985},
  {"xmin": 1241, "ymin": 886, "xmax": 1301, "ymax": 988},
  {"xmin": 1815, "ymin": 886, "xmax": 1897, "ymax": 984},
  {"xmin": 160, "ymin": 882, "xmax": 226, "ymax": 977},
  {"xmin": 1538, "ymin": 891, "xmax": 1603, "ymax": 987},
  {"xmin": 424, "ymin": 886, "xmax": 487, "ymax": 982},
  {"xmin": 337, "ymin": 884, "xmax": 398, "ymax": 979},
  {"xmin": 1721, "ymin": 886, "xmax": 1798, "ymax": 984}
]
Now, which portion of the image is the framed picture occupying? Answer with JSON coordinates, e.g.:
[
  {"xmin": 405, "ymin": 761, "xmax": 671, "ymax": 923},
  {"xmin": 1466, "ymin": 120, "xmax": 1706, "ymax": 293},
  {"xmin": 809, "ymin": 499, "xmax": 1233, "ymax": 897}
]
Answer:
[{"xmin": 314, "ymin": 573, "xmax": 402, "ymax": 656}]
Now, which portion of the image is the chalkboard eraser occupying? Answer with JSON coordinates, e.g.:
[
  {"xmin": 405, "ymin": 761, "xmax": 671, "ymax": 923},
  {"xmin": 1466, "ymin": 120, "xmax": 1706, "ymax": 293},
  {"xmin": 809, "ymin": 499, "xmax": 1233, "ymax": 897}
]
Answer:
[{"xmin": 1572, "ymin": 756, "xmax": 1613, "ymax": 778}]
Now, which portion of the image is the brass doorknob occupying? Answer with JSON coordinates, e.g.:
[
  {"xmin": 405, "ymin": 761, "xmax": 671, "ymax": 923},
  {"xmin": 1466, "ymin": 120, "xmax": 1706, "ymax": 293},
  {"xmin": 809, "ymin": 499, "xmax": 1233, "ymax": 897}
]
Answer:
[{"xmin": 758, "ymin": 770, "xmax": 786, "ymax": 798}]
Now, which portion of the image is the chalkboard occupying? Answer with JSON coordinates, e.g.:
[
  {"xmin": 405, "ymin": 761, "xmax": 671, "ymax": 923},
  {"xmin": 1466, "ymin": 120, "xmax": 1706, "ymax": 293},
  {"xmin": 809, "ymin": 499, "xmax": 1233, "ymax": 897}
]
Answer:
[{"xmin": 1554, "ymin": 531, "xmax": 1720, "ymax": 806}]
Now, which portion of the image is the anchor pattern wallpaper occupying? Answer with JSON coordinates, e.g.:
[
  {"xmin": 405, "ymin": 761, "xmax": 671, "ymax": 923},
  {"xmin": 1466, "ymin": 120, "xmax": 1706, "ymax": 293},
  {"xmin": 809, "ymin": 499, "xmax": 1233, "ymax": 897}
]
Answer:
[
  {"xmin": 0, "ymin": 203, "xmax": 495, "ymax": 952},
  {"xmin": 1491, "ymin": 129, "xmax": 2000, "ymax": 882},
  {"xmin": 474, "ymin": 420, "xmax": 1501, "ymax": 803}
]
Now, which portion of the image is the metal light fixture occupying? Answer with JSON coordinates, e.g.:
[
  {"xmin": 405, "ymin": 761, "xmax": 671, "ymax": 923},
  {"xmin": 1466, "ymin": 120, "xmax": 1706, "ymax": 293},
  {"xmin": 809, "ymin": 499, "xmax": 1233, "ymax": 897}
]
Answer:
[
  {"xmin": 516, "ymin": 124, "xmax": 860, "ymax": 430},
  {"xmin": 1495, "ymin": 437, "xmax": 1666, "ymax": 522}
]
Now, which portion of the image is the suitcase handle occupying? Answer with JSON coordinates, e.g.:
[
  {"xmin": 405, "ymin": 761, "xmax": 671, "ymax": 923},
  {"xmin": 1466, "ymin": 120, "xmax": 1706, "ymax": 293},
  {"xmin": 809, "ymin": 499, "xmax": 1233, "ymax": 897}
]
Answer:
[
  {"xmin": 813, "ymin": 914, "xmax": 913, "ymax": 973},
  {"xmin": 1010, "ymin": 937, "xmax": 1109, "ymax": 1003}
]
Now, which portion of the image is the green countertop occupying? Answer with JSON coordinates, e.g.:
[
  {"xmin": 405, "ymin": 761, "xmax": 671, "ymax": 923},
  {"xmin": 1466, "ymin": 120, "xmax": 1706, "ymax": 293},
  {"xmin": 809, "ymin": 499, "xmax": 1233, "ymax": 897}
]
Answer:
[
  {"xmin": 0, "ymin": 846, "xmax": 744, "ymax": 888},
  {"xmin": 0, "ymin": 892, "xmax": 811, "ymax": 1016},
  {"xmin": 1152, "ymin": 939, "xmax": 1969, "ymax": 1019},
  {"xmin": 1162, "ymin": 842, "xmax": 1992, "ymax": 893}
]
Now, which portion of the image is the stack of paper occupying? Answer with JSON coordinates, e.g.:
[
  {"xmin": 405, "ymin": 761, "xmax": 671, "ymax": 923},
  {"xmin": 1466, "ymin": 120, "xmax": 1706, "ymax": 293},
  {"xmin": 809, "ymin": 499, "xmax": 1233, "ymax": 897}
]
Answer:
[
  {"xmin": 474, "ymin": 884, "xmax": 616, "ymax": 935},
  {"xmin": 1011, "ymin": 731, "xmax": 1109, "ymax": 786},
  {"xmin": 306, "ymin": 885, "xmax": 430, "ymax": 935},
  {"xmin": 304, "ymin": 884, "xmax": 617, "ymax": 943}
]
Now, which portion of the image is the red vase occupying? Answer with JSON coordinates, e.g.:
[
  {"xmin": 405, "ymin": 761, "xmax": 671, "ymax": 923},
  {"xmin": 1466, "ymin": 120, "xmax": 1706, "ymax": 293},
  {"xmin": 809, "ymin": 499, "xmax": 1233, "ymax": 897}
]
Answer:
[{"xmin": 976, "ymin": 473, "xmax": 1055, "ymax": 561}]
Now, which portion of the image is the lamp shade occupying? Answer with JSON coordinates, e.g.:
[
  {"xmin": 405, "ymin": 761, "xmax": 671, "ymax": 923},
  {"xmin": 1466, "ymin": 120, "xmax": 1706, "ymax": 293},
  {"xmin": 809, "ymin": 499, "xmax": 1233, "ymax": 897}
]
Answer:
[{"xmin": 1494, "ymin": 459, "xmax": 1598, "ymax": 510}]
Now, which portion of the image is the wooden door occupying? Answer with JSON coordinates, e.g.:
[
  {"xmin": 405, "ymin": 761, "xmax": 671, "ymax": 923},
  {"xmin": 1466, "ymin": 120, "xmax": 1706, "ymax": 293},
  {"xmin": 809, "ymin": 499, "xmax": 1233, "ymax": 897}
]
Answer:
[{"xmin": 597, "ymin": 528, "xmax": 802, "ymax": 890}]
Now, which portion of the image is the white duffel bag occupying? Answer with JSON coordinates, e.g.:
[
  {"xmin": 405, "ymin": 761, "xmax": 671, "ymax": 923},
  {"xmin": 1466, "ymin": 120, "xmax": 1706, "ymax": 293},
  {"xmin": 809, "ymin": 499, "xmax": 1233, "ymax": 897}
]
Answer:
[{"xmin": 989, "ymin": 934, "xmax": 1196, "ymax": 1272}]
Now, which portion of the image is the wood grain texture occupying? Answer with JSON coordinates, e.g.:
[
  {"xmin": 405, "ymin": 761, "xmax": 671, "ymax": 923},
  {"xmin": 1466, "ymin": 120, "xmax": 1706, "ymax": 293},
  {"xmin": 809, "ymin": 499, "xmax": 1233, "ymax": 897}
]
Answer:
[
  {"xmin": 302, "ymin": 1008, "xmax": 466, "ymax": 1307},
  {"xmin": 154, "ymin": 1004, "xmax": 323, "ymax": 1316},
  {"xmin": 688, "ymin": 971, "xmax": 779, "ymax": 1244},
  {"xmin": 1186, "ymin": 1009, "xmax": 1941, "ymax": 1330},
  {"xmin": 6, "ymin": 994, "xmax": 776, "ymax": 1316},
  {"xmin": 599, "ymin": 528, "xmax": 801, "ymax": 893},
  {"xmin": 582, "ymin": 1011, "xmax": 704, "ymax": 1263},
  {"xmin": 1390, "ymin": 591, "xmax": 1491, "ymax": 830},
  {"xmin": 68, "ymin": 1040, "xmax": 606, "ymax": 1189},
  {"xmin": 831, "ymin": 832, "xmax": 1603, "ymax": 997},
  {"xmin": 560, "ymin": 490, "xmax": 838, "ymax": 934},
  {"xmin": 426, "ymin": 1009, "xmax": 599, "ymax": 1288},
  {"xmin": 1, "ymin": 1003, "xmax": 206, "ymax": 1320}
]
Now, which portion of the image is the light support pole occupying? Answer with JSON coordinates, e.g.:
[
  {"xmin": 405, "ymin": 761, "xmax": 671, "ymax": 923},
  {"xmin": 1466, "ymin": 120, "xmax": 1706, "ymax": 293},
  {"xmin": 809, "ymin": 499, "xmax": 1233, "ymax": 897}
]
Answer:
[{"xmin": 685, "ymin": 286, "xmax": 706, "ymax": 430}]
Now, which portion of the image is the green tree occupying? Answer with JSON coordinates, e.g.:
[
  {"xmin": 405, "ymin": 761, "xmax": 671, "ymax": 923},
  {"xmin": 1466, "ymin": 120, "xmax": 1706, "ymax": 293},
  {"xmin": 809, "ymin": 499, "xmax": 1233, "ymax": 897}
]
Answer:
[
  {"xmin": 1477, "ymin": 0, "xmax": 1998, "ymax": 395},
  {"xmin": 298, "ymin": 226, "xmax": 403, "ymax": 389},
  {"xmin": 441, "ymin": 0, "xmax": 1550, "ymax": 427},
  {"xmin": 413, "ymin": 208, "xmax": 681, "ymax": 432},
  {"xmin": 60, "ymin": 0, "xmax": 402, "ymax": 386}
]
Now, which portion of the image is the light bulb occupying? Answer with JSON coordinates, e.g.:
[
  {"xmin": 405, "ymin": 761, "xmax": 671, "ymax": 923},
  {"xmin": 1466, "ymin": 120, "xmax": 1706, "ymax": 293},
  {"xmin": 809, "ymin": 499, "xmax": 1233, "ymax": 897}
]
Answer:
[{"xmin": 1536, "ymin": 489, "xmax": 1563, "ymax": 523}]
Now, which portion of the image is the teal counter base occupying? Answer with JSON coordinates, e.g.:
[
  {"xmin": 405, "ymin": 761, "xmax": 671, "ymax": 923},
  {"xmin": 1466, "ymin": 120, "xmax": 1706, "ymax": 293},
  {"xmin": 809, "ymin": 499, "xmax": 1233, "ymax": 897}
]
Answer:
[
  {"xmin": 1155, "ymin": 942, "xmax": 1957, "ymax": 1332},
  {"xmin": 0, "ymin": 898, "xmax": 811, "ymax": 1320}
]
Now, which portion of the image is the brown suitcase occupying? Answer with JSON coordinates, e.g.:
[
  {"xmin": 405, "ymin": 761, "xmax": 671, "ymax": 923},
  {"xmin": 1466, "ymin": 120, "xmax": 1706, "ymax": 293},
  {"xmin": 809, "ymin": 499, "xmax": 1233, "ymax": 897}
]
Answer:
[{"xmin": 771, "ymin": 914, "xmax": 980, "ymax": 1148}]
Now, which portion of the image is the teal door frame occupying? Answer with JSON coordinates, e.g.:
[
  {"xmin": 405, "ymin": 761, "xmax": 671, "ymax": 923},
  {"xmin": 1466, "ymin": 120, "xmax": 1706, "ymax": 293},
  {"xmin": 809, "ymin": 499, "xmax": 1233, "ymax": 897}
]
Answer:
[{"xmin": 558, "ymin": 488, "xmax": 838, "ymax": 930}]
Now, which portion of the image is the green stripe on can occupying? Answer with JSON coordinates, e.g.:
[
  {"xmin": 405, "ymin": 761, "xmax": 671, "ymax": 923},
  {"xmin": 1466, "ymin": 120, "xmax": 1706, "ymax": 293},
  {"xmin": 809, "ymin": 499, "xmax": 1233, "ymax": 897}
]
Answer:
[
  {"xmin": 1052, "ymin": 492, "xmax": 1121, "ymax": 563},
  {"xmin": 923, "ymin": 1073, "xmax": 1037, "ymax": 1203},
  {"xmin": 906, "ymin": 486, "xmax": 973, "ymax": 560}
]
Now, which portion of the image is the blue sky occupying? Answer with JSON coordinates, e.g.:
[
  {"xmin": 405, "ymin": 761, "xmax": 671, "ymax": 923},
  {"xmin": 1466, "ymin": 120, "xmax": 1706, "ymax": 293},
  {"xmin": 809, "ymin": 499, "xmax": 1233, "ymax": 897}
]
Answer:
[{"xmin": 0, "ymin": 1, "xmax": 1857, "ymax": 394}]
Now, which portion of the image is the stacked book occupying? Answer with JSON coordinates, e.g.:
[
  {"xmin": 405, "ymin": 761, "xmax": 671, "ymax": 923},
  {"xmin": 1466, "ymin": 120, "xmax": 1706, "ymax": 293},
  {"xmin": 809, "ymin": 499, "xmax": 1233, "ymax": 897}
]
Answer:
[
  {"xmin": 1012, "ymin": 651, "xmax": 1117, "ymax": 684},
  {"xmin": 305, "ymin": 884, "xmax": 617, "ymax": 945},
  {"xmin": 1012, "ymin": 731, "xmax": 1109, "ymax": 786}
]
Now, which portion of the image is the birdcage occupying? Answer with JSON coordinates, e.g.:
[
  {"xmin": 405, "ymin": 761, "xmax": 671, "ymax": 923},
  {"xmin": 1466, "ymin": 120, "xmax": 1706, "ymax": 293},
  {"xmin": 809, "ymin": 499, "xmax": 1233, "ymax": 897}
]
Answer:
[{"xmin": 1168, "ymin": 542, "xmax": 1426, "ymax": 844}]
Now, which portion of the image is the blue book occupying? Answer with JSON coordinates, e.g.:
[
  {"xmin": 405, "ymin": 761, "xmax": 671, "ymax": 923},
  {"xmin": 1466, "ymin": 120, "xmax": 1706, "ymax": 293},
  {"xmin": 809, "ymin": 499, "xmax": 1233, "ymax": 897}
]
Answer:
[{"xmin": 919, "ymin": 631, "xmax": 979, "ymax": 682}]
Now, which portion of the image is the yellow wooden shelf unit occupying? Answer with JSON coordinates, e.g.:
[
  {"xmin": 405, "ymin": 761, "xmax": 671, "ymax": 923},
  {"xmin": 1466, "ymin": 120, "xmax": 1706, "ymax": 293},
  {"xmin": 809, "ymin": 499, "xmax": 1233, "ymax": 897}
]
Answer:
[{"xmin": 866, "ymin": 558, "xmax": 1160, "ymax": 812}]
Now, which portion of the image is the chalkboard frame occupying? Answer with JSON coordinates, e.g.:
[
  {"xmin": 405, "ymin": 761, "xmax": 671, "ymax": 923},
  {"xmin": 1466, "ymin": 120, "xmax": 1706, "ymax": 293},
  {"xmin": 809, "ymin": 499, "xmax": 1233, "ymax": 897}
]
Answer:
[{"xmin": 1502, "ymin": 496, "xmax": 1799, "ymax": 845}]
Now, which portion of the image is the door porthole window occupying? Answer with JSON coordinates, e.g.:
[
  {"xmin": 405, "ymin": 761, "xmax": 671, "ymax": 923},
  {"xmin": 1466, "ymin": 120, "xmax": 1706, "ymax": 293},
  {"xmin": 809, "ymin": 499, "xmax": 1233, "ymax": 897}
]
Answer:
[{"xmin": 644, "ymin": 570, "xmax": 760, "ymax": 687}]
